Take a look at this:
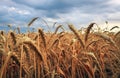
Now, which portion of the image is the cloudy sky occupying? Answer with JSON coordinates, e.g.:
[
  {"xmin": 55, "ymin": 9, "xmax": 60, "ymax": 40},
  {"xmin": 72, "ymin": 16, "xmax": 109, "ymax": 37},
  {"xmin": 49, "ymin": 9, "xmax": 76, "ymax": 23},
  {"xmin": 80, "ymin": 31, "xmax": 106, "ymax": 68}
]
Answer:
[{"xmin": 0, "ymin": 0, "xmax": 120, "ymax": 29}]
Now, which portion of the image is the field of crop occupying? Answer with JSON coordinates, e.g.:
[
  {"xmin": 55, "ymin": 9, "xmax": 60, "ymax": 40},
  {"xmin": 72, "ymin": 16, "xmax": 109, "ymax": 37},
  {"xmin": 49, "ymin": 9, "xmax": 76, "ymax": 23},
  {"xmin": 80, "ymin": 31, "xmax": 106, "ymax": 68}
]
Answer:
[{"xmin": 0, "ymin": 18, "xmax": 120, "ymax": 78}]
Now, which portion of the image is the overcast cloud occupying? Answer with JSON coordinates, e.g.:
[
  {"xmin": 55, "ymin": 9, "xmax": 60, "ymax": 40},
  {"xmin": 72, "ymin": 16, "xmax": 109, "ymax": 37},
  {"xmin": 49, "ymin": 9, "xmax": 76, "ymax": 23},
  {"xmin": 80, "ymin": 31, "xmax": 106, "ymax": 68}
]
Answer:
[{"xmin": 0, "ymin": 0, "xmax": 120, "ymax": 29}]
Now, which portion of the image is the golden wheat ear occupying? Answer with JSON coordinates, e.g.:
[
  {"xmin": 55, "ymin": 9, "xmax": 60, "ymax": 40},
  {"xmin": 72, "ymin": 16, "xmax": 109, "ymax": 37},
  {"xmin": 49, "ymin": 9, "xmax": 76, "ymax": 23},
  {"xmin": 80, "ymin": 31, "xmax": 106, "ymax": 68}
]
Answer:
[
  {"xmin": 68, "ymin": 24, "xmax": 85, "ymax": 48},
  {"xmin": 84, "ymin": 23, "xmax": 96, "ymax": 43},
  {"xmin": 10, "ymin": 31, "xmax": 16, "ymax": 45},
  {"xmin": 23, "ymin": 45, "xmax": 30, "ymax": 63},
  {"xmin": 38, "ymin": 28, "xmax": 46, "ymax": 48}
]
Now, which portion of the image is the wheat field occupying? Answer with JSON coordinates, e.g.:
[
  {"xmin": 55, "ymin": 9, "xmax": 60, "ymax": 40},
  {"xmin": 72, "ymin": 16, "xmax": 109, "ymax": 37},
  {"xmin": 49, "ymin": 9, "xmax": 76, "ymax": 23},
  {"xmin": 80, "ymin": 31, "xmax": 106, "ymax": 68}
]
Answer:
[{"xmin": 0, "ymin": 18, "xmax": 120, "ymax": 78}]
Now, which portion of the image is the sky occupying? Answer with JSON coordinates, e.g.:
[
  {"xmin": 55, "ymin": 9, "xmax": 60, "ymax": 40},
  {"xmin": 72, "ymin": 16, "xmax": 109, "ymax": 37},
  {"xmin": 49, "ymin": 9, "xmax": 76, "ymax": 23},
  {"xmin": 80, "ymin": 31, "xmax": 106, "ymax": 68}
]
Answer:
[{"xmin": 0, "ymin": 0, "xmax": 120, "ymax": 31}]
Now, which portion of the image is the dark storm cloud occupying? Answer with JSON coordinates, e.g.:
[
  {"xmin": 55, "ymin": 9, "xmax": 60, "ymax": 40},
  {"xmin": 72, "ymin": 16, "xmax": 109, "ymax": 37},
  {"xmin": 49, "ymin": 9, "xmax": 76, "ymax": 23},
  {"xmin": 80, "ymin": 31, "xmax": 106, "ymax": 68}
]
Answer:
[
  {"xmin": 12, "ymin": 0, "xmax": 109, "ymax": 13},
  {"xmin": 11, "ymin": 0, "xmax": 118, "ymax": 19},
  {"xmin": 0, "ymin": 0, "xmax": 120, "ymax": 27}
]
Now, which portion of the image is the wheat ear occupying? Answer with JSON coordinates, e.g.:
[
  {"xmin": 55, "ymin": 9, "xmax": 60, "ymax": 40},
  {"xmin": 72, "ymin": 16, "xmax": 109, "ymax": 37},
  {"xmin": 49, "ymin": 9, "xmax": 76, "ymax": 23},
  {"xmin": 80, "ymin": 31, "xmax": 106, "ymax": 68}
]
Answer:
[
  {"xmin": 28, "ymin": 17, "xmax": 39, "ymax": 26},
  {"xmin": 85, "ymin": 23, "xmax": 95, "ymax": 42},
  {"xmin": 38, "ymin": 29, "xmax": 46, "ymax": 48},
  {"xmin": 68, "ymin": 24, "xmax": 84, "ymax": 48}
]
